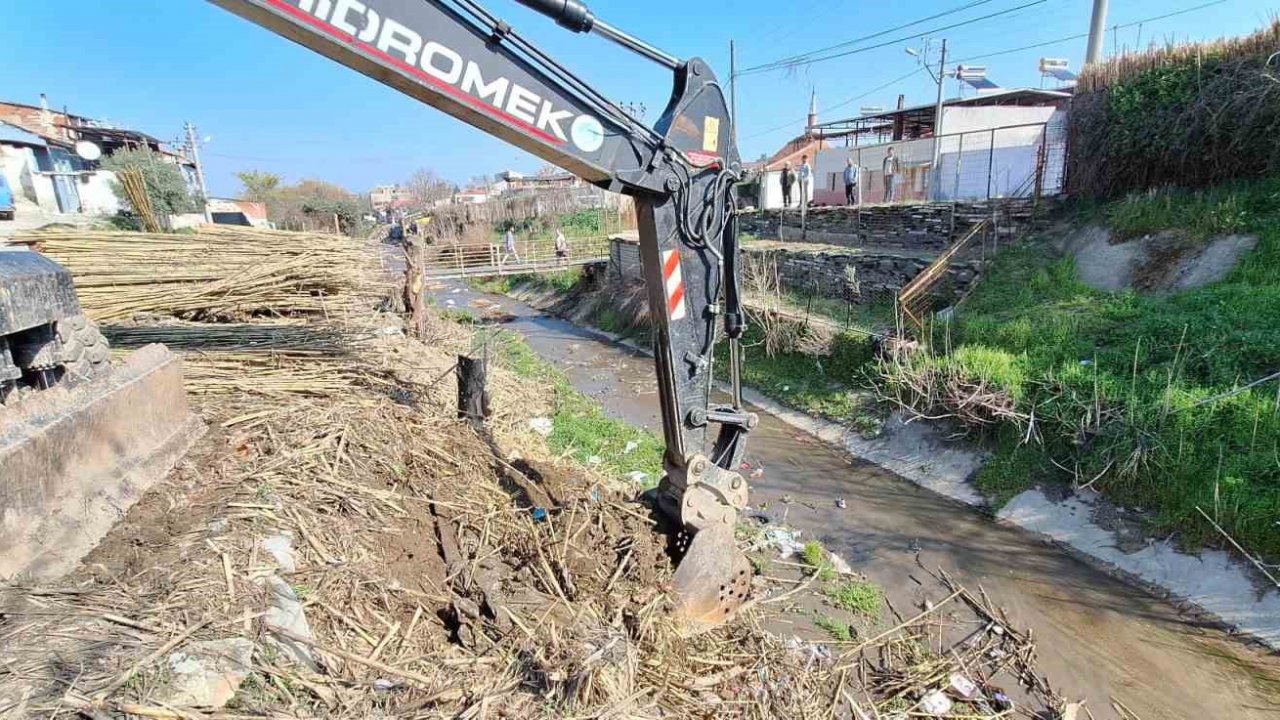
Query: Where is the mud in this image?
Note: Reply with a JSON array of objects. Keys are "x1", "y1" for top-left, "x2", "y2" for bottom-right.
[{"x1": 442, "y1": 281, "x2": 1280, "y2": 720}]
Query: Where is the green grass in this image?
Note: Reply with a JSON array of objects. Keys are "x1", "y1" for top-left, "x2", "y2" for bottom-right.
[
  {"x1": 824, "y1": 580, "x2": 884, "y2": 618},
  {"x1": 895, "y1": 179, "x2": 1280, "y2": 560},
  {"x1": 471, "y1": 268, "x2": 585, "y2": 296},
  {"x1": 487, "y1": 329, "x2": 664, "y2": 488},
  {"x1": 813, "y1": 615, "x2": 854, "y2": 641},
  {"x1": 800, "y1": 541, "x2": 836, "y2": 582}
]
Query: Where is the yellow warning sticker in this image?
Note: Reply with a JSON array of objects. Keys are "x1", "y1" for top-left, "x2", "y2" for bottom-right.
[{"x1": 703, "y1": 117, "x2": 720, "y2": 153}]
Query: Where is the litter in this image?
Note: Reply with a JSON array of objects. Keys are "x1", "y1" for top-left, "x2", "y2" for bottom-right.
[
  {"x1": 835, "y1": 498, "x2": 847, "y2": 509},
  {"x1": 623, "y1": 441, "x2": 638, "y2": 454},
  {"x1": 528, "y1": 417, "x2": 554, "y2": 436},
  {"x1": 759, "y1": 527, "x2": 806, "y2": 559},
  {"x1": 948, "y1": 673, "x2": 979, "y2": 700},
  {"x1": 919, "y1": 689, "x2": 953, "y2": 715}
]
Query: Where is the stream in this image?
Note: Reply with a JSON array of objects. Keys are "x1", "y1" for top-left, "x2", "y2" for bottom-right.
[{"x1": 432, "y1": 281, "x2": 1280, "y2": 720}]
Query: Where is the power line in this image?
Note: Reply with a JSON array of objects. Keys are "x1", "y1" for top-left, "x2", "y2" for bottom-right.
[
  {"x1": 742, "y1": 68, "x2": 927, "y2": 141},
  {"x1": 739, "y1": 0, "x2": 1047, "y2": 76},
  {"x1": 949, "y1": 0, "x2": 1229, "y2": 64},
  {"x1": 742, "y1": 0, "x2": 999, "y2": 73}
]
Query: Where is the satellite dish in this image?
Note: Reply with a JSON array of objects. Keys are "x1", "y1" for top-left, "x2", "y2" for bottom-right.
[{"x1": 75, "y1": 141, "x2": 102, "y2": 161}]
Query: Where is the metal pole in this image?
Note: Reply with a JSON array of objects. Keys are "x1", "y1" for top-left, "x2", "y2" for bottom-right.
[
  {"x1": 986, "y1": 128, "x2": 996, "y2": 200},
  {"x1": 185, "y1": 121, "x2": 213, "y2": 224},
  {"x1": 930, "y1": 39, "x2": 948, "y2": 202},
  {"x1": 1085, "y1": 0, "x2": 1109, "y2": 65},
  {"x1": 729, "y1": 40, "x2": 738, "y2": 124}
]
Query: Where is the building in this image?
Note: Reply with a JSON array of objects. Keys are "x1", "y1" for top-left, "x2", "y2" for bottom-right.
[
  {"x1": 207, "y1": 198, "x2": 270, "y2": 228},
  {"x1": 807, "y1": 88, "x2": 1070, "y2": 205},
  {"x1": 454, "y1": 187, "x2": 490, "y2": 205},
  {"x1": 369, "y1": 184, "x2": 413, "y2": 211},
  {"x1": 496, "y1": 170, "x2": 582, "y2": 195},
  {"x1": 0, "y1": 95, "x2": 196, "y2": 216}
]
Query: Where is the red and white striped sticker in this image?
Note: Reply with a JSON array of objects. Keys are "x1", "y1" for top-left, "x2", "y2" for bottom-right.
[{"x1": 662, "y1": 249, "x2": 688, "y2": 321}]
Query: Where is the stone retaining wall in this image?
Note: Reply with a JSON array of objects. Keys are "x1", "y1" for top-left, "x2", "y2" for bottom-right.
[
  {"x1": 738, "y1": 198, "x2": 1051, "y2": 251},
  {"x1": 743, "y1": 245, "x2": 981, "y2": 306}
]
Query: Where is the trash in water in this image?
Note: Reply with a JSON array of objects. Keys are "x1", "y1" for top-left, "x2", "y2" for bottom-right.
[
  {"x1": 828, "y1": 551, "x2": 854, "y2": 576},
  {"x1": 531, "y1": 507, "x2": 548, "y2": 523},
  {"x1": 835, "y1": 498, "x2": 847, "y2": 509},
  {"x1": 759, "y1": 527, "x2": 805, "y2": 559},
  {"x1": 528, "y1": 417, "x2": 554, "y2": 437},
  {"x1": 918, "y1": 690, "x2": 952, "y2": 715},
  {"x1": 750, "y1": 467, "x2": 765, "y2": 479},
  {"x1": 947, "y1": 673, "x2": 979, "y2": 700}
]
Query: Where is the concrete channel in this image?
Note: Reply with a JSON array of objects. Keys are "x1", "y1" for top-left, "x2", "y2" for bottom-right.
[{"x1": 432, "y1": 281, "x2": 1280, "y2": 720}]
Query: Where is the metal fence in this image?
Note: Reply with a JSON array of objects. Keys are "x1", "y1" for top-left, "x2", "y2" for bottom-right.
[
  {"x1": 817, "y1": 119, "x2": 1068, "y2": 206},
  {"x1": 418, "y1": 235, "x2": 611, "y2": 279}
]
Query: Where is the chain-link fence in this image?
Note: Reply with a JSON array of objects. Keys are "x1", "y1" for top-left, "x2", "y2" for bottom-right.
[{"x1": 816, "y1": 119, "x2": 1068, "y2": 206}]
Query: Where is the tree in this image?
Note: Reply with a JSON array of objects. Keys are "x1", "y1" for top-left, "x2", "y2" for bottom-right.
[
  {"x1": 101, "y1": 147, "x2": 199, "y2": 215},
  {"x1": 236, "y1": 170, "x2": 281, "y2": 202},
  {"x1": 403, "y1": 168, "x2": 453, "y2": 207}
]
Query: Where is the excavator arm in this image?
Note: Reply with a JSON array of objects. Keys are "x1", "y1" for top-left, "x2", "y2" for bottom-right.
[{"x1": 209, "y1": 0, "x2": 756, "y2": 628}]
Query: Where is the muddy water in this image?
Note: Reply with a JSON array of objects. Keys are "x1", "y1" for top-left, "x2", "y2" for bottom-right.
[{"x1": 435, "y1": 283, "x2": 1280, "y2": 720}]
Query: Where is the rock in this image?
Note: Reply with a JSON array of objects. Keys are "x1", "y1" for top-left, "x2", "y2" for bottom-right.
[
  {"x1": 261, "y1": 534, "x2": 297, "y2": 574},
  {"x1": 154, "y1": 638, "x2": 255, "y2": 709},
  {"x1": 528, "y1": 417, "x2": 554, "y2": 437},
  {"x1": 262, "y1": 575, "x2": 319, "y2": 671}
]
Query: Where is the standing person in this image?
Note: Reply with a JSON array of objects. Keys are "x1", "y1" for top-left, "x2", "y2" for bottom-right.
[
  {"x1": 882, "y1": 147, "x2": 900, "y2": 203},
  {"x1": 798, "y1": 154, "x2": 813, "y2": 208},
  {"x1": 780, "y1": 163, "x2": 796, "y2": 208},
  {"x1": 502, "y1": 227, "x2": 520, "y2": 267},
  {"x1": 554, "y1": 227, "x2": 569, "y2": 264},
  {"x1": 843, "y1": 158, "x2": 859, "y2": 206}
]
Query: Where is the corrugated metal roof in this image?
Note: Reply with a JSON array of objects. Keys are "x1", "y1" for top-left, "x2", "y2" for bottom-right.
[{"x1": 0, "y1": 121, "x2": 47, "y2": 147}]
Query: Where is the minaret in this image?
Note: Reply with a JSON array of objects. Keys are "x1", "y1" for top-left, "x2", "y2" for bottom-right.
[{"x1": 806, "y1": 88, "x2": 818, "y2": 135}]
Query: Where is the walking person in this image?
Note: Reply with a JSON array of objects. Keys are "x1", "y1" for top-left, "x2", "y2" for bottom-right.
[
  {"x1": 797, "y1": 154, "x2": 813, "y2": 208},
  {"x1": 843, "y1": 158, "x2": 859, "y2": 206},
  {"x1": 502, "y1": 227, "x2": 520, "y2": 267},
  {"x1": 882, "y1": 147, "x2": 900, "y2": 203},
  {"x1": 780, "y1": 163, "x2": 796, "y2": 208},
  {"x1": 554, "y1": 227, "x2": 569, "y2": 265}
]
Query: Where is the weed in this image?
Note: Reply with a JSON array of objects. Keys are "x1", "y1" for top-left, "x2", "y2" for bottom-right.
[
  {"x1": 824, "y1": 580, "x2": 884, "y2": 617},
  {"x1": 903, "y1": 179, "x2": 1280, "y2": 561},
  {"x1": 800, "y1": 541, "x2": 836, "y2": 581},
  {"x1": 813, "y1": 615, "x2": 854, "y2": 641},
  {"x1": 487, "y1": 329, "x2": 664, "y2": 484}
]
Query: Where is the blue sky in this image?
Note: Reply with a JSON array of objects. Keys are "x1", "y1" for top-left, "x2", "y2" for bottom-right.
[{"x1": 2, "y1": 0, "x2": 1272, "y2": 196}]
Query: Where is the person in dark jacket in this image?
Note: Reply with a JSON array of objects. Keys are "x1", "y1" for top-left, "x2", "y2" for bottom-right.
[{"x1": 780, "y1": 163, "x2": 796, "y2": 208}]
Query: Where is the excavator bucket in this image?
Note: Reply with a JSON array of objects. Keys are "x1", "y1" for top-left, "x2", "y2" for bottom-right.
[
  {"x1": 0, "y1": 345, "x2": 203, "y2": 580},
  {"x1": 669, "y1": 525, "x2": 754, "y2": 633}
]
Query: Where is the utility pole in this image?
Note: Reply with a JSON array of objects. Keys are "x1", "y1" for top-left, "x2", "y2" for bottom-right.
[
  {"x1": 185, "y1": 121, "x2": 212, "y2": 224},
  {"x1": 1085, "y1": 0, "x2": 1110, "y2": 65},
  {"x1": 930, "y1": 39, "x2": 948, "y2": 201},
  {"x1": 729, "y1": 40, "x2": 737, "y2": 124}
]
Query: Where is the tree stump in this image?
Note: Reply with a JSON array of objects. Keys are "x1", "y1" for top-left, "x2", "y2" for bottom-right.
[{"x1": 456, "y1": 355, "x2": 490, "y2": 429}]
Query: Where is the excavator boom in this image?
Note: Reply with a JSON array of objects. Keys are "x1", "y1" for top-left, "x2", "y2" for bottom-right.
[{"x1": 209, "y1": 0, "x2": 756, "y2": 629}]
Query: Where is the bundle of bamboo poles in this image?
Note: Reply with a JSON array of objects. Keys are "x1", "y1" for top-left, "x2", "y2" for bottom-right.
[
  {"x1": 116, "y1": 168, "x2": 161, "y2": 232},
  {"x1": 11, "y1": 225, "x2": 387, "y2": 322}
]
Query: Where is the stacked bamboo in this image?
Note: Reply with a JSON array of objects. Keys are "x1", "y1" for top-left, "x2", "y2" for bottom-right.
[
  {"x1": 12, "y1": 225, "x2": 387, "y2": 322},
  {"x1": 116, "y1": 168, "x2": 161, "y2": 232}
]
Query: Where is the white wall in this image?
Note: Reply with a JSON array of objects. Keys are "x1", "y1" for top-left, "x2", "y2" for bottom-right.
[
  {"x1": 939, "y1": 105, "x2": 1058, "y2": 135},
  {"x1": 76, "y1": 170, "x2": 121, "y2": 214},
  {"x1": 757, "y1": 169, "x2": 814, "y2": 210}
]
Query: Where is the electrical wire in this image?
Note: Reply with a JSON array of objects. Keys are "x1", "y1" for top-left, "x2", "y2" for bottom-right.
[
  {"x1": 949, "y1": 0, "x2": 1230, "y2": 65},
  {"x1": 742, "y1": 0, "x2": 1001, "y2": 72},
  {"x1": 738, "y1": 0, "x2": 1048, "y2": 77}
]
